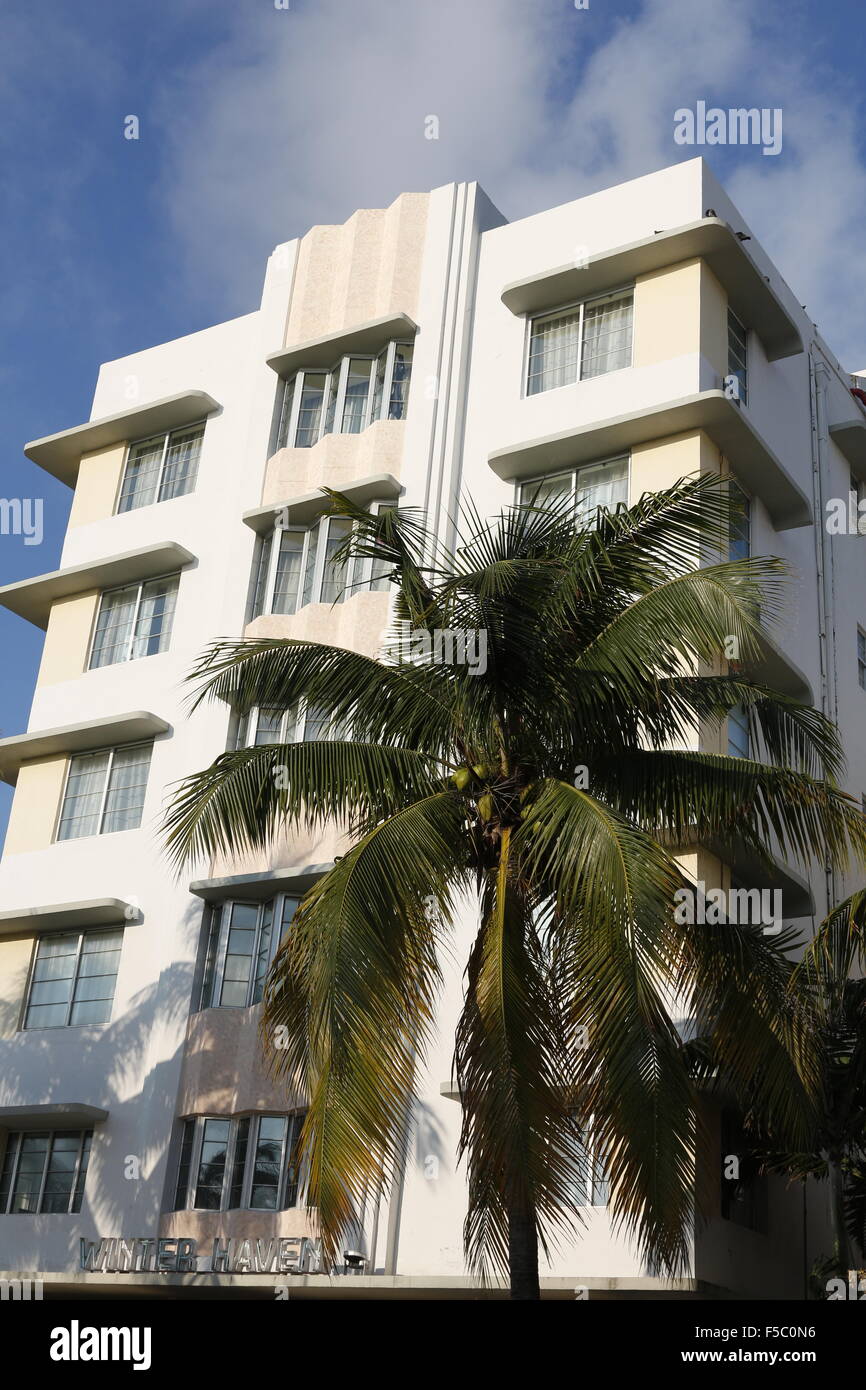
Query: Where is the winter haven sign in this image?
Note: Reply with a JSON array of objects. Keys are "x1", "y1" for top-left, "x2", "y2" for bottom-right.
[{"x1": 79, "y1": 1236, "x2": 322, "y2": 1274}]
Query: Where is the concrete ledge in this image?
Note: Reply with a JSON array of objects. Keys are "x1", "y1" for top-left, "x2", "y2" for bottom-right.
[
  {"x1": 0, "y1": 1104, "x2": 108, "y2": 1129},
  {"x1": 501, "y1": 218, "x2": 803, "y2": 362},
  {"x1": 266, "y1": 314, "x2": 418, "y2": 378},
  {"x1": 243, "y1": 473, "x2": 403, "y2": 533},
  {"x1": 24, "y1": 391, "x2": 221, "y2": 487},
  {"x1": 0, "y1": 712, "x2": 170, "y2": 786},
  {"x1": 830, "y1": 417, "x2": 866, "y2": 480},
  {"x1": 0, "y1": 542, "x2": 195, "y2": 630},
  {"x1": 490, "y1": 390, "x2": 813, "y2": 531},
  {"x1": 0, "y1": 898, "x2": 136, "y2": 938},
  {"x1": 189, "y1": 863, "x2": 332, "y2": 903}
]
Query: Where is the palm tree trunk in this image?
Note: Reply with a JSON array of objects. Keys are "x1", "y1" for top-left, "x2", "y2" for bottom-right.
[
  {"x1": 829, "y1": 1160, "x2": 852, "y2": 1275},
  {"x1": 508, "y1": 1201, "x2": 541, "y2": 1300}
]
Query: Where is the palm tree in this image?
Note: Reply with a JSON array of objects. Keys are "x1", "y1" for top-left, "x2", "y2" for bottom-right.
[
  {"x1": 753, "y1": 889, "x2": 866, "y2": 1285},
  {"x1": 165, "y1": 476, "x2": 866, "y2": 1299}
]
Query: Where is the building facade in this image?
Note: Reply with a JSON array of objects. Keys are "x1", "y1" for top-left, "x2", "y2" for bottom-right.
[{"x1": 1, "y1": 158, "x2": 864, "y2": 1299}]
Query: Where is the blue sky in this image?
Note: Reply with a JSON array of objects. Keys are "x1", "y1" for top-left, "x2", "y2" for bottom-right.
[{"x1": 2, "y1": 0, "x2": 866, "y2": 842}]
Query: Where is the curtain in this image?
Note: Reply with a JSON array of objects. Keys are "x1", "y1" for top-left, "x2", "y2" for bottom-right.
[
  {"x1": 118, "y1": 437, "x2": 164, "y2": 512},
  {"x1": 131, "y1": 575, "x2": 179, "y2": 658},
  {"x1": 581, "y1": 293, "x2": 633, "y2": 378},
  {"x1": 90, "y1": 585, "x2": 138, "y2": 667},
  {"x1": 57, "y1": 751, "x2": 111, "y2": 839},
  {"x1": 101, "y1": 744, "x2": 152, "y2": 832},
  {"x1": 527, "y1": 310, "x2": 581, "y2": 394},
  {"x1": 158, "y1": 425, "x2": 203, "y2": 501}
]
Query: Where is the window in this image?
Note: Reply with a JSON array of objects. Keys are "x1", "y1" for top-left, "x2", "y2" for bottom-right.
[
  {"x1": 88, "y1": 574, "x2": 180, "y2": 669},
  {"x1": 117, "y1": 425, "x2": 204, "y2": 513},
  {"x1": 728, "y1": 483, "x2": 751, "y2": 562},
  {"x1": 24, "y1": 929, "x2": 122, "y2": 1029},
  {"x1": 173, "y1": 1113, "x2": 306, "y2": 1211},
  {"x1": 728, "y1": 703, "x2": 750, "y2": 759},
  {"x1": 0, "y1": 1130, "x2": 92, "y2": 1214},
  {"x1": 249, "y1": 504, "x2": 392, "y2": 620},
  {"x1": 518, "y1": 455, "x2": 629, "y2": 520},
  {"x1": 56, "y1": 742, "x2": 153, "y2": 841},
  {"x1": 276, "y1": 341, "x2": 414, "y2": 450},
  {"x1": 563, "y1": 1118, "x2": 609, "y2": 1209},
  {"x1": 859, "y1": 628, "x2": 866, "y2": 691},
  {"x1": 727, "y1": 308, "x2": 748, "y2": 406},
  {"x1": 234, "y1": 703, "x2": 344, "y2": 749},
  {"x1": 720, "y1": 1108, "x2": 766, "y2": 1232},
  {"x1": 199, "y1": 894, "x2": 300, "y2": 1009},
  {"x1": 526, "y1": 289, "x2": 633, "y2": 396}
]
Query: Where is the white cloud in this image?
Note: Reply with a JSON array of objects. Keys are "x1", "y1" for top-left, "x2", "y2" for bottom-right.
[{"x1": 155, "y1": 0, "x2": 866, "y2": 366}]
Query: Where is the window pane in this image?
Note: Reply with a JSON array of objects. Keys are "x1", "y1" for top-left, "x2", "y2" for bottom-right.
[
  {"x1": 371, "y1": 348, "x2": 388, "y2": 421},
  {"x1": 89, "y1": 585, "x2": 138, "y2": 668},
  {"x1": 252, "y1": 708, "x2": 285, "y2": 746},
  {"x1": 41, "y1": 1133, "x2": 82, "y2": 1213},
  {"x1": 284, "y1": 1112, "x2": 306, "y2": 1207},
  {"x1": 57, "y1": 752, "x2": 110, "y2": 841},
  {"x1": 174, "y1": 1119, "x2": 195, "y2": 1210},
  {"x1": 10, "y1": 1134, "x2": 49, "y2": 1212},
  {"x1": 0, "y1": 1134, "x2": 20, "y2": 1212},
  {"x1": 272, "y1": 532, "x2": 305, "y2": 615},
  {"x1": 131, "y1": 575, "x2": 179, "y2": 658},
  {"x1": 341, "y1": 359, "x2": 371, "y2": 434},
  {"x1": 574, "y1": 457, "x2": 628, "y2": 519},
  {"x1": 518, "y1": 472, "x2": 573, "y2": 508},
  {"x1": 194, "y1": 1119, "x2": 230, "y2": 1209},
  {"x1": 228, "y1": 1117, "x2": 250, "y2": 1208},
  {"x1": 101, "y1": 744, "x2": 152, "y2": 833},
  {"x1": 581, "y1": 292, "x2": 633, "y2": 379},
  {"x1": 728, "y1": 485, "x2": 751, "y2": 562},
  {"x1": 25, "y1": 934, "x2": 78, "y2": 1028},
  {"x1": 70, "y1": 930, "x2": 122, "y2": 1026},
  {"x1": 200, "y1": 907, "x2": 222, "y2": 1009},
  {"x1": 249, "y1": 1117, "x2": 287, "y2": 1209},
  {"x1": 250, "y1": 532, "x2": 274, "y2": 619},
  {"x1": 300, "y1": 527, "x2": 318, "y2": 608},
  {"x1": 319, "y1": 518, "x2": 352, "y2": 605},
  {"x1": 294, "y1": 373, "x2": 327, "y2": 447},
  {"x1": 118, "y1": 437, "x2": 164, "y2": 513},
  {"x1": 158, "y1": 426, "x2": 203, "y2": 501},
  {"x1": 251, "y1": 902, "x2": 274, "y2": 1005},
  {"x1": 388, "y1": 344, "x2": 413, "y2": 420},
  {"x1": 71, "y1": 1132, "x2": 92, "y2": 1212},
  {"x1": 727, "y1": 308, "x2": 748, "y2": 406},
  {"x1": 728, "y1": 703, "x2": 750, "y2": 758},
  {"x1": 219, "y1": 903, "x2": 259, "y2": 1007},
  {"x1": 527, "y1": 310, "x2": 581, "y2": 395},
  {"x1": 276, "y1": 377, "x2": 295, "y2": 450}
]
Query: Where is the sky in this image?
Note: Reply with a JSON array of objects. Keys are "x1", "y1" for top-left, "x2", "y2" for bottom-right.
[{"x1": 1, "y1": 0, "x2": 866, "y2": 842}]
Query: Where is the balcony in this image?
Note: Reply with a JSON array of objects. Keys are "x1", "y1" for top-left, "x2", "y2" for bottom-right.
[
  {"x1": 24, "y1": 390, "x2": 220, "y2": 487},
  {"x1": 489, "y1": 389, "x2": 813, "y2": 531},
  {"x1": 0, "y1": 541, "x2": 195, "y2": 629},
  {"x1": 0, "y1": 711, "x2": 169, "y2": 786},
  {"x1": 500, "y1": 218, "x2": 803, "y2": 362}
]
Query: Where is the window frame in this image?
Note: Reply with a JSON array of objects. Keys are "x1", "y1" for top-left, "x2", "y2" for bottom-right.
[
  {"x1": 524, "y1": 285, "x2": 634, "y2": 398},
  {"x1": 54, "y1": 740, "x2": 153, "y2": 843},
  {"x1": 87, "y1": 570, "x2": 181, "y2": 670},
  {"x1": 115, "y1": 421, "x2": 206, "y2": 515},
  {"x1": 858, "y1": 627, "x2": 866, "y2": 691},
  {"x1": 516, "y1": 452, "x2": 631, "y2": 514},
  {"x1": 199, "y1": 893, "x2": 301, "y2": 1011},
  {"x1": 173, "y1": 1112, "x2": 306, "y2": 1212},
  {"x1": 22, "y1": 927, "x2": 123, "y2": 1031},
  {"x1": 0, "y1": 1128, "x2": 93, "y2": 1215},
  {"x1": 727, "y1": 307, "x2": 748, "y2": 407}
]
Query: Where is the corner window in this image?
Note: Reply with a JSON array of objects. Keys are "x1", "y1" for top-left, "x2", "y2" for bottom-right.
[
  {"x1": 234, "y1": 703, "x2": 344, "y2": 749},
  {"x1": 88, "y1": 574, "x2": 180, "y2": 669},
  {"x1": 56, "y1": 742, "x2": 153, "y2": 841},
  {"x1": 0, "y1": 1130, "x2": 92, "y2": 1214},
  {"x1": 276, "y1": 341, "x2": 414, "y2": 450},
  {"x1": 518, "y1": 455, "x2": 628, "y2": 519},
  {"x1": 727, "y1": 308, "x2": 748, "y2": 406},
  {"x1": 24, "y1": 929, "x2": 122, "y2": 1029},
  {"x1": 728, "y1": 482, "x2": 751, "y2": 562},
  {"x1": 117, "y1": 424, "x2": 204, "y2": 513},
  {"x1": 249, "y1": 504, "x2": 392, "y2": 620},
  {"x1": 199, "y1": 894, "x2": 300, "y2": 1010},
  {"x1": 173, "y1": 1113, "x2": 306, "y2": 1212},
  {"x1": 526, "y1": 289, "x2": 633, "y2": 396}
]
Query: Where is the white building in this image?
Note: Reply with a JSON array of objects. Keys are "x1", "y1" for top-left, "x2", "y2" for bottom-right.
[{"x1": 0, "y1": 158, "x2": 864, "y2": 1299}]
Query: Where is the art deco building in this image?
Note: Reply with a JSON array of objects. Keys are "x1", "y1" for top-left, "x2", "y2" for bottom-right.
[{"x1": 1, "y1": 158, "x2": 864, "y2": 1298}]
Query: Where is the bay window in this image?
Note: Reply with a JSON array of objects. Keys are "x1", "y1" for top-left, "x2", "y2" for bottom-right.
[
  {"x1": 174, "y1": 1112, "x2": 306, "y2": 1212},
  {"x1": 199, "y1": 894, "x2": 300, "y2": 1009},
  {"x1": 276, "y1": 340, "x2": 414, "y2": 449},
  {"x1": 249, "y1": 504, "x2": 392, "y2": 620},
  {"x1": 526, "y1": 289, "x2": 633, "y2": 396},
  {"x1": 234, "y1": 703, "x2": 344, "y2": 749}
]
